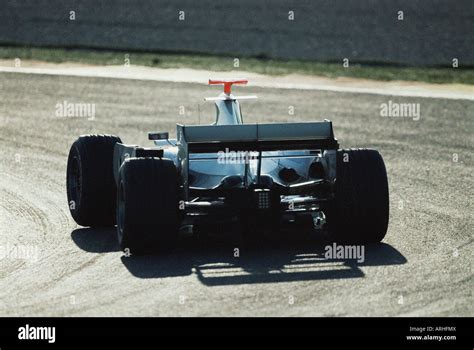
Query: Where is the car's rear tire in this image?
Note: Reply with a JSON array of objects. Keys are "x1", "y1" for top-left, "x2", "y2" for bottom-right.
[
  {"x1": 66, "y1": 134, "x2": 122, "y2": 227},
  {"x1": 326, "y1": 148, "x2": 389, "y2": 243},
  {"x1": 117, "y1": 157, "x2": 180, "y2": 254}
]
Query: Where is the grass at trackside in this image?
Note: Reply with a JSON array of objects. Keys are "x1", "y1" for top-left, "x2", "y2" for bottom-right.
[{"x1": 0, "y1": 46, "x2": 473, "y2": 85}]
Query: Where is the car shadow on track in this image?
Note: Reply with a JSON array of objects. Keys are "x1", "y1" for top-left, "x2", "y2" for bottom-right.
[
  {"x1": 71, "y1": 227, "x2": 121, "y2": 253},
  {"x1": 71, "y1": 228, "x2": 407, "y2": 286}
]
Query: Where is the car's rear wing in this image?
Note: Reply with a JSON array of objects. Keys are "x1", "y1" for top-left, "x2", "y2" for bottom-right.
[
  {"x1": 177, "y1": 121, "x2": 338, "y2": 199},
  {"x1": 177, "y1": 121, "x2": 338, "y2": 153}
]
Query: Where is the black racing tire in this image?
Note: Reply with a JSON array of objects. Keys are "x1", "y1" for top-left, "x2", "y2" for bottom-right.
[
  {"x1": 117, "y1": 157, "x2": 180, "y2": 254},
  {"x1": 326, "y1": 148, "x2": 389, "y2": 243},
  {"x1": 66, "y1": 134, "x2": 122, "y2": 227}
]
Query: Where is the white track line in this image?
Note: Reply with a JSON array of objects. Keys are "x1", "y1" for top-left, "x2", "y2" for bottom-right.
[{"x1": 1, "y1": 65, "x2": 472, "y2": 101}]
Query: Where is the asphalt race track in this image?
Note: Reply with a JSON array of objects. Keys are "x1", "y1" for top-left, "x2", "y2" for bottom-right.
[{"x1": 0, "y1": 72, "x2": 472, "y2": 316}]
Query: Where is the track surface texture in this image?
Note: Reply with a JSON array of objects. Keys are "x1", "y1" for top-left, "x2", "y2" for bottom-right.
[{"x1": 0, "y1": 72, "x2": 472, "y2": 316}]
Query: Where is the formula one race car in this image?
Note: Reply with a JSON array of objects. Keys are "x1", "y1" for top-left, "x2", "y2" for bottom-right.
[{"x1": 66, "y1": 79, "x2": 389, "y2": 254}]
